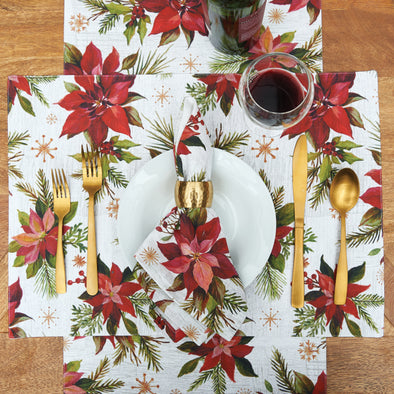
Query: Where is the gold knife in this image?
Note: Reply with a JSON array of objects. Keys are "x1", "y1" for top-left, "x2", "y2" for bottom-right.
[{"x1": 291, "y1": 135, "x2": 308, "y2": 308}]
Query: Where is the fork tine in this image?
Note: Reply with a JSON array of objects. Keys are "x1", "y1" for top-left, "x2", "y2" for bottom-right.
[
  {"x1": 55, "y1": 169, "x2": 63, "y2": 198},
  {"x1": 62, "y1": 169, "x2": 69, "y2": 198}
]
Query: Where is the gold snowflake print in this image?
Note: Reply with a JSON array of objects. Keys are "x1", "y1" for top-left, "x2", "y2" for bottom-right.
[
  {"x1": 329, "y1": 207, "x2": 348, "y2": 220},
  {"x1": 106, "y1": 198, "x2": 120, "y2": 219},
  {"x1": 170, "y1": 390, "x2": 182, "y2": 394},
  {"x1": 46, "y1": 113, "x2": 58, "y2": 125},
  {"x1": 298, "y1": 339, "x2": 320, "y2": 361},
  {"x1": 268, "y1": 8, "x2": 285, "y2": 24},
  {"x1": 183, "y1": 325, "x2": 200, "y2": 342},
  {"x1": 259, "y1": 307, "x2": 281, "y2": 331},
  {"x1": 376, "y1": 266, "x2": 384, "y2": 285},
  {"x1": 152, "y1": 85, "x2": 172, "y2": 107},
  {"x1": 31, "y1": 135, "x2": 57, "y2": 162},
  {"x1": 69, "y1": 13, "x2": 89, "y2": 33},
  {"x1": 237, "y1": 389, "x2": 253, "y2": 394},
  {"x1": 39, "y1": 306, "x2": 59, "y2": 329},
  {"x1": 73, "y1": 255, "x2": 86, "y2": 268},
  {"x1": 131, "y1": 373, "x2": 159, "y2": 394},
  {"x1": 180, "y1": 54, "x2": 201, "y2": 72},
  {"x1": 252, "y1": 136, "x2": 278, "y2": 162},
  {"x1": 303, "y1": 257, "x2": 310, "y2": 268},
  {"x1": 140, "y1": 247, "x2": 160, "y2": 265},
  {"x1": 63, "y1": 337, "x2": 73, "y2": 351}
]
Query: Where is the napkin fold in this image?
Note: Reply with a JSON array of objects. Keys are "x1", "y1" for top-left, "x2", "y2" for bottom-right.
[{"x1": 135, "y1": 97, "x2": 247, "y2": 345}]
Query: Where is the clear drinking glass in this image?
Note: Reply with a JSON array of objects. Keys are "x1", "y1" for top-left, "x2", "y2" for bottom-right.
[{"x1": 239, "y1": 52, "x2": 314, "y2": 131}]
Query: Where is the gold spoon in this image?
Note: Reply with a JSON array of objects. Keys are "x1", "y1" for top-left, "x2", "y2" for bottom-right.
[{"x1": 329, "y1": 168, "x2": 360, "y2": 305}]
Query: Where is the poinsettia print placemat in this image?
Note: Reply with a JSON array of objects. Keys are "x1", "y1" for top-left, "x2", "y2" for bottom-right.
[
  {"x1": 63, "y1": 335, "x2": 326, "y2": 393},
  {"x1": 64, "y1": 0, "x2": 322, "y2": 75},
  {"x1": 8, "y1": 71, "x2": 383, "y2": 340}
]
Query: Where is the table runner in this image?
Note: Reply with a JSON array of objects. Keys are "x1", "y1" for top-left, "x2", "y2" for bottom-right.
[
  {"x1": 64, "y1": 0, "x2": 322, "y2": 75},
  {"x1": 8, "y1": 71, "x2": 384, "y2": 342}
]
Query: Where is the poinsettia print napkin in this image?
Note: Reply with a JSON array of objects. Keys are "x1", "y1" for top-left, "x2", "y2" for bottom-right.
[{"x1": 135, "y1": 97, "x2": 247, "y2": 345}]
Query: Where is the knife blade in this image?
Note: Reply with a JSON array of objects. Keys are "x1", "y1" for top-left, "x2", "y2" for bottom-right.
[{"x1": 291, "y1": 135, "x2": 308, "y2": 308}]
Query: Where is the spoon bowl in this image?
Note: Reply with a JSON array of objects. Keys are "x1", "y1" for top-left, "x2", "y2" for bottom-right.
[{"x1": 329, "y1": 168, "x2": 360, "y2": 305}]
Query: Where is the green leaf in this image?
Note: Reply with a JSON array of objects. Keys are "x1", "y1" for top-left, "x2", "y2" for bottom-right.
[
  {"x1": 209, "y1": 277, "x2": 225, "y2": 305},
  {"x1": 126, "y1": 106, "x2": 143, "y2": 128},
  {"x1": 238, "y1": 336, "x2": 254, "y2": 345},
  {"x1": 66, "y1": 360, "x2": 81, "y2": 372},
  {"x1": 305, "y1": 290, "x2": 324, "y2": 302},
  {"x1": 265, "y1": 379, "x2": 273, "y2": 392},
  {"x1": 121, "y1": 51, "x2": 139, "y2": 71},
  {"x1": 123, "y1": 316, "x2": 139, "y2": 335},
  {"x1": 276, "y1": 203, "x2": 295, "y2": 227},
  {"x1": 307, "y1": 2, "x2": 320, "y2": 24},
  {"x1": 220, "y1": 94, "x2": 232, "y2": 116},
  {"x1": 35, "y1": 199, "x2": 48, "y2": 218},
  {"x1": 122, "y1": 267, "x2": 134, "y2": 282},
  {"x1": 75, "y1": 378, "x2": 95, "y2": 390},
  {"x1": 269, "y1": 254, "x2": 285, "y2": 273},
  {"x1": 106, "y1": 317, "x2": 117, "y2": 335},
  {"x1": 368, "y1": 248, "x2": 381, "y2": 256},
  {"x1": 291, "y1": 47, "x2": 308, "y2": 58},
  {"x1": 320, "y1": 255, "x2": 334, "y2": 279},
  {"x1": 123, "y1": 23, "x2": 137, "y2": 45},
  {"x1": 46, "y1": 252, "x2": 56, "y2": 269},
  {"x1": 307, "y1": 151, "x2": 321, "y2": 161},
  {"x1": 177, "y1": 341, "x2": 199, "y2": 353},
  {"x1": 9, "y1": 240, "x2": 22, "y2": 253},
  {"x1": 26, "y1": 259, "x2": 42, "y2": 278},
  {"x1": 97, "y1": 255, "x2": 111, "y2": 277},
  {"x1": 345, "y1": 316, "x2": 362, "y2": 337},
  {"x1": 346, "y1": 107, "x2": 365, "y2": 129},
  {"x1": 348, "y1": 261, "x2": 365, "y2": 283},
  {"x1": 13, "y1": 256, "x2": 25, "y2": 267},
  {"x1": 124, "y1": 92, "x2": 145, "y2": 104},
  {"x1": 341, "y1": 151, "x2": 363, "y2": 164},
  {"x1": 281, "y1": 31, "x2": 295, "y2": 43},
  {"x1": 294, "y1": 371, "x2": 315, "y2": 394},
  {"x1": 335, "y1": 140, "x2": 362, "y2": 150},
  {"x1": 17, "y1": 93, "x2": 35, "y2": 116},
  {"x1": 119, "y1": 150, "x2": 140, "y2": 163},
  {"x1": 137, "y1": 18, "x2": 148, "y2": 43},
  {"x1": 234, "y1": 356, "x2": 258, "y2": 377},
  {"x1": 319, "y1": 155, "x2": 331, "y2": 182},
  {"x1": 181, "y1": 25, "x2": 194, "y2": 48},
  {"x1": 106, "y1": 3, "x2": 130, "y2": 14},
  {"x1": 183, "y1": 135, "x2": 206, "y2": 149},
  {"x1": 360, "y1": 207, "x2": 381, "y2": 227},
  {"x1": 11, "y1": 313, "x2": 32, "y2": 325},
  {"x1": 159, "y1": 28, "x2": 180, "y2": 46},
  {"x1": 64, "y1": 81, "x2": 80, "y2": 93},
  {"x1": 63, "y1": 201, "x2": 78, "y2": 224},
  {"x1": 64, "y1": 43, "x2": 82, "y2": 65},
  {"x1": 344, "y1": 92, "x2": 365, "y2": 106},
  {"x1": 329, "y1": 319, "x2": 340, "y2": 337},
  {"x1": 18, "y1": 210, "x2": 30, "y2": 226},
  {"x1": 178, "y1": 358, "x2": 200, "y2": 377},
  {"x1": 113, "y1": 139, "x2": 139, "y2": 149}
]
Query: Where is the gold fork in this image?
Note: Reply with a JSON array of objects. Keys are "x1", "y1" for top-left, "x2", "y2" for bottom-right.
[
  {"x1": 81, "y1": 145, "x2": 102, "y2": 295},
  {"x1": 51, "y1": 169, "x2": 70, "y2": 294}
]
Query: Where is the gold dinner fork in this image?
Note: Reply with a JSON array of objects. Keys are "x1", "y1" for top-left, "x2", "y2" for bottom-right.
[
  {"x1": 51, "y1": 169, "x2": 70, "y2": 294},
  {"x1": 81, "y1": 145, "x2": 102, "y2": 295}
]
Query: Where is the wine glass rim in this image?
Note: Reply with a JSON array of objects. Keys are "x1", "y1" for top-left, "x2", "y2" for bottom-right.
[{"x1": 240, "y1": 52, "x2": 314, "y2": 118}]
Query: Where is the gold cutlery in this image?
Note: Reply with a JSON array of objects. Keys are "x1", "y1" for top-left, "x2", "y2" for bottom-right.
[
  {"x1": 291, "y1": 135, "x2": 308, "y2": 308},
  {"x1": 81, "y1": 145, "x2": 102, "y2": 296},
  {"x1": 329, "y1": 168, "x2": 360, "y2": 305},
  {"x1": 51, "y1": 169, "x2": 70, "y2": 294}
]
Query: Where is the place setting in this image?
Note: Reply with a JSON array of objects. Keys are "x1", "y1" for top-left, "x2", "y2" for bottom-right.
[{"x1": 7, "y1": 1, "x2": 385, "y2": 393}]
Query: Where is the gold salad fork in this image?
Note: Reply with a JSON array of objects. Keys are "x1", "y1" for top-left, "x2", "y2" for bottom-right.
[
  {"x1": 81, "y1": 145, "x2": 102, "y2": 295},
  {"x1": 51, "y1": 169, "x2": 70, "y2": 294}
]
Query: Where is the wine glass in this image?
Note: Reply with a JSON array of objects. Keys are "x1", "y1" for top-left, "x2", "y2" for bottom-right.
[{"x1": 239, "y1": 52, "x2": 314, "y2": 132}]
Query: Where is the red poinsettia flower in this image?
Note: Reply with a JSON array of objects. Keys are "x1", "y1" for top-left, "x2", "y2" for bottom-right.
[
  {"x1": 158, "y1": 213, "x2": 237, "y2": 296},
  {"x1": 271, "y1": 225, "x2": 293, "y2": 257},
  {"x1": 12, "y1": 209, "x2": 67, "y2": 265},
  {"x1": 189, "y1": 334, "x2": 253, "y2": 382},
  {"x1": 282, "y1": 73, "x2": 356, "y2": 149},
  {"x1": 313, "y1": 371, "x2": 327, "y2": 394},
  {"x1": 360, "y1": 169, "x2": 382, "y2": 209},
  {"x1": 198, "y1": 74, "x2": 241, "y2": 105},
  {"x1": 8, "y1": 76, "x2": 31, "y2": 105},
  {"x1": 307, "y1": 270, "x2": 369, "y2": 328},
  {"x1": 63, "y1": 364, "x2": 85, "y2": 394},
  {"x1": 85, "y1": 263, "x2": 142, "y2": 327},
  {"x1": 142, "y1": 0, "x2": 207, "y2": 39},
  {"x1": 248, "y1": 27, "x2": 297, "y2": 60}
]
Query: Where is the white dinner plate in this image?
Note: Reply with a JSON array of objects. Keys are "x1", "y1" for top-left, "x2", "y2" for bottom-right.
[{"x1": 117, "y1": 149, "x2": 276, "y2": 287}]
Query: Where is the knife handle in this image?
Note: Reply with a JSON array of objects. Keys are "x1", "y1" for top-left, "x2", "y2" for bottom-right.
[{"x1": 291, "y1": 225, "x2": 304, "y2": 308}]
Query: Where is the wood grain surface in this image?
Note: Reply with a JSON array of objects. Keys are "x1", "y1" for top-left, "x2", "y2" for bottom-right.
[{"x1": 0, "y1": 1, "x2": 393, "y2": 392}]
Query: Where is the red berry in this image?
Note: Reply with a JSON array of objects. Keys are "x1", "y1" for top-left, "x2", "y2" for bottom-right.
[
  {"x1": 304, "y1": 272, "x2": 308, "y2": 277},
  {"x1": 68, "y1": 280, "x2": 73, "y2": 285},
  {"x1": 79, "y1": 270, "x2": 84, "y2": 276},
  {"x1": 76, "y1": 278, "x2": 81, "y2": 284},
  {"x1": 311, "y1": 273, "x2": 317, "y2": 280},
  {"x1": 308, "y1": 284, "x2": 314, "y2": 289}
]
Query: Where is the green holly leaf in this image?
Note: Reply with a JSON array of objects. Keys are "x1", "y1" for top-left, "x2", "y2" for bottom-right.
[
  {"x1": 126, "y1": 106, "x2": 143, "y2": 128},
  {"x1": 97, "y1": 254, "x2": 111, "y2": 277},
  {"x1": 119, "y1": 150, "x2": 140, "y2": 163},
  {"x1": 178, "y1": 358, "x2": 200, "y2": 377},
  {"x1": 335, "y1": 140, "x2": 362, "y2": 150},
  {"x1": 63, "y1": 201, "x2": 78, "y2": 224},
  {"x1": 35, "y1": 199, "x2": 48, "y2": 218},
  {"x1": 123, "y1": 316, "x2": 139, "y2": 335},
  {"x1": 106, "y1": 3, "x2": 130, "y2": 14},
  {"x1": 319, "y1": 155, "x2": 331, "y2": 182},
  {"x1": 234, "y1": 356, "x2": 258, "y2": 377},
  {"x1": 9, "y1": 240, "x2": 22, "y2": 253},
  {"x1": 305, "y1": 290, "x2": 324, "y2": 302},
  {"x1": 276, "y1": 203, "x2": 294, "y2": 227},
  {"x1": 26, "y1": 259, "x2": 42, "y2": 278},
  {"x1": 183, "y1": 136, "x2": 206, "y2": 150},
  {"x1": 12, "y1": 256, "x2": 25, "y2": 267},
  {"x1": 220, "y1": 94, "x2": 232, "y2": 116},
  {"x1": 17, "y1": 93, "x2": 35, "y2": 117},
  {"x1": 320, "y1": 255, "x2": 334, "y2": 279},
  {"x1": 329, "y1": 319, "x2": 340, "y2": 337},
  {"x1": 137, "y1": 18, "x2": 148, "y2": 43},
  {"x1": 67, "y1": 360, "x2": 81, "y2": 372},
  {"x1": 348, "y1": 261, "x2": 366, "y2": 283},
  {"x1": 113, "y1": 139, "x2": 139, "y2": 149},
  {"x1": 76, "y1": 378, "x2": 96, "y2": 390},
  {"x1": 280, "y1": 31, "x2": 295, "y2": 43},
  {"x1": 124, "y1": 23, "x2": 137, "y2": 45},
  {"x1": 269, "y1": 254, "x2": 285, "y2": 273},
  {"x1": 177, "y1": 341, "x2": 199, "y2": 353},
  {"x1": 340, "y1": 151, "x2": 363, "y2": 164},
  {"x1": 265, "y1": 380, "x2": 273, "y2": 392}
]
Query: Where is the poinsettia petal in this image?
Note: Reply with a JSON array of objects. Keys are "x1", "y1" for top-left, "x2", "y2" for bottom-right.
[
  {"x1": 162, "y1": 256, "x2": 191, "y2": 273},
  {"x1": 74, "y1": 75, "x2": 96, "y2": 93},
  {"x1": 13, "y1": 232, "x2": 40, "y2": 247},
  {"x1": 326, "y1": 82, "x2": 352, "y2": 106},
  {"x1": 60, "y1": 108, "x2": 91, "y2": 137},
  {"x1": 289, "y1": 0, "x2": 309, "y2": 11},
  {"x1": 102, "y1": 301, "x2": 115, "y2": 324},
  {"x1": 309, "y1": 117, "x2": 330, "y2": 148},
  {"x1": 183, "y1": 268, "x2": 199, "y2": 299},
  {"x1": 45, "y1": 236, "x2": 58, "y2": 256},
  {"x1": 221, "y1": 352, "x2": 236, "y2": 382},
  {"x1": 80, "y1": 42, "x2": 103, "y2": 74},
  {"x1": 193, "y1": 260, "x2": 213, "y2": 292},
  {"x1": 281, "y1": 115, "x2": 312, "y2": 137},
  {"x1": 196, "y1": 217, "x2": 221, "y2": 245},
  {"x1": 64, "y1": 370, "x2": 84, "y2": 387},
  {"x1": 323, "y1": 106, "x2": 353, "y2": 136},
  {"x1": 179, "y1": 214, "x2": 196, "y2": 242},
  {"x1": 102, "y1": 106, "x2": 131, "y2": 136},
  {"x1": 157, "y1": 242, "x2": 182, "y2": 260},
  {"x1": 347, "y1": 283, "x2": 370, "y2": 298},
  {"x1": 64, "y1": 63, "x2": 83, "y2": 75},
  {"x1": 312, "y1": 371, "x2": 327, "y2": 394},
  {"x1": 271, "y1": 239, "x2": 281, "y2": 257},
  {"x1": 150, "y1": 7, "x2": 181, "y2": 35},
  {"x1": 42, "y1": 209, "x2": 55, "y2": 232},
  {"x1": 109, "y1": 263, "x2": 123, "y2": 286},
  {"x1": 106, "y1": 81, "x2": 132, "y2": 105},
  {"x1": 181, "y1": 9, "x2": 206, "y2": 34},
  {"x1": 12, "y1": 76, "x2": 31, "y2": 95},
  {"x1": 86, "y1": 293, "x2": 106, "y2": 308},
  {"x1": 140, "y1": 0, "x2": 168, "y2": 12},
  {"x1": 210, "y1": 238, "x2": 229, "y2": 254},
  {"x1": 365, "y1": 169, "x2": 382, "y2": 185},
  {"x1": 8, "y1": 278, "x2": 22, "y2": 306},
  {"x1": 324, "y1": 303, "x2": 338, "y2": 325},
  {"x1": 118, "y1": 282, "x2": 142, "y2": 297},
  {"x1": 341, "y1": 298, "x2": 359, "y2": 319},
  {"x1": 103, "y1": 47, "x2": 120, "y2": 74},
  {"x1": 118, "y1": 296, "x2": 136, "y2": 317},
  {"x1": 199, "y1": 351, "x2": 221, "y2": 372},
  {"x1": 276, "y1": 226, "x2": 293, "y2": 239},
  {"x1": 199, "y1": 253, "x2": 219, "y2": 268},
  {"x1": 230, "y1": 343, "x2": 253, "y2": 358},
  {"x1": 57, "y1": 90, "x2": 92, "y2": 110},
  {"x1": 360, "y1": 187, "x2": 382, "y2": 209},
  {"x1": 212, "y1": 254, "x2": 238, "y2": 278}
]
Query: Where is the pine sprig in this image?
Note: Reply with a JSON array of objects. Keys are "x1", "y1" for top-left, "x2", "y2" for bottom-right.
[
  {"x1": 14, "y1": 181, "x2": 38, "y2": 203},
  {"x1": 208, "y1": 51, "x2": 247, "y2": 74},
  {"x1": 129, "y1": 293, "x2": 155, "y2": 329},
  {"x1": 8, "y1": 131, "x2": 29, "y2": 180},
  {"x1": 79, "y1": 0, "x2": 107, "y2": 13},
  {"x1": 189, "y1": 365, "x2": 225, "y2": 393},
  {"x1": 292, "y1": 305, "x2": 326, "y2": 337},
  {"x1": 190, "y1": 170, "x2": 207, "y2": 182},
  {"x1": 87, "y1": 356, "x2": 125, "y2": 393},
  {"x1": 211, "y1": 364, "x2": 227, "y2": 394},
  {"x1": 107, "y1": 166, "x2": 129, "y2": 188},
  {"x1": 132, "y1": 47, "x2": 173, "y2": 74},
  {"x1": 223, "y1": 292, "x2": 248, "y2": 314},
  {"x1": 309, "y1": 176, "x2": 332, "y2": 209},
  {"x1": 303, "y1": 25, "x2": 323, "y2": 51},
  {"x1": 255, "y1": 261, "x2": 286, "y2": 300},
  {"x1": 89, "y1": 356, "x2": 111, "y2": 381},
  {"x1": 34, "y1": 261, "x2": 56, "y2": 299},
  {"x1": 298, "y1": 26, "x2": 323, "y2": 73},
  {"x1": 258, "y1": 169, "x2": 272, "y2": 193},
  {"x1": 186, "y1": 82, "x2": 217, "y2": 115},
  {"x1": 213, "y1": 125, "x2": 249, "y2": 157},
  {"x1": 138, "y1": 336, "x2": 164, "y2": 372},
  {"x1": 271, "y1": 348, "x2": 296, "y2": 393},
  {"x1": 26, "y1": 77, "x2": 57, "y2": 107},
  {"x1": 347, "y1": 224, "x2": 382, "y2": 248},
  {"x1": 113, "y1": 337, "x2": 138, "y2": 366},
  {"x1": 63, "y1": 223, "x2": 88, "y2": 253},
  {"x1": 146, "y1": 113, "x2": 174, "y2": 153},
  {"x1": 99, "y1": 13, "x2": 120, "y2": 34},
  {"x1": 70, "y1": 304, "x2": 104, "y2": 336},
  {"x1": 8, "y1": 130, "x2": 29, "y2": 151},
  {"x1": 36, "y1": 168, "x2": 53, "y2": 208},
  {"x1": 353, "y1": 294, "x2": 384, "y2": 332}
]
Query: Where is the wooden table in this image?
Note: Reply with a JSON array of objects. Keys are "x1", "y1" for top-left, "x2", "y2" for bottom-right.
[{"x1": 0, "y1": 1, "x2": 393, "y2": 392}]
